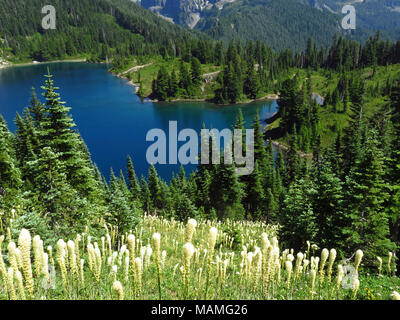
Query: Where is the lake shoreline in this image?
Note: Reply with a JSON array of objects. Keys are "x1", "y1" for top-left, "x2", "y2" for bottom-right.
[
  {"x1": 0, "y1": 61, "x2": 280, "y2": 180},
  {"x1": 116, "y1": 63, "x2": 279, "y2": 106},
  {"x1": 0, "y1": 58, "x2": 89, "y2": 69},
  {"x1": 2, "y1": 58, "x2": 280, "y2": 106},
  {"x1": 121, "y1": 76, "x2": 280, "y2": 106}
]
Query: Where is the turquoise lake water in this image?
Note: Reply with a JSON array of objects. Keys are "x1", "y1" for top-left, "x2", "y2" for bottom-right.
[{"x1": 0, "y1": 62, "x2": 278, "y2": 180}]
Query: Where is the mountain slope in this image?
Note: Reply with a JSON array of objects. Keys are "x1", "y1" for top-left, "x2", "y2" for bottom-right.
[
  {"x1": 196, "y1": 0, "x2": 348, "y2": 51},
  {"x1": 0, "y1": 0, "x2": 201, "y2": 62},
  {"x1": 301, "y1": 0, "x2": 400, "y2": 41},
  {"x1": 138, "y1": 0, "x2": 400, "y2": 51}
]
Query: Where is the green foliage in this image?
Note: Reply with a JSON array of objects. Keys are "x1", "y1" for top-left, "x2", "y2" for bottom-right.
[
  {"x1": 0, "y1": 0, "x2": 201, "y2": 63},
  {"x1": 11, "y1": 211, "x2": 53, "y2": 245},
  {"x1": 196, "y1": 0, "x2": 359, "y2": 52}
]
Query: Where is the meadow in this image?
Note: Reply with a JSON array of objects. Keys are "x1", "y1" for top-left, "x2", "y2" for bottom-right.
[{"x1": 0, "y1": 214, "x2": 399, "y2": 300}]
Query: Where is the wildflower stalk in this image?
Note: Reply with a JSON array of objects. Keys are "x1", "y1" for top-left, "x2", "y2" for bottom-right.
[
  {"x1": 7, "y1": 268, "x2": 16, "y2": 300},
  {"x1": 15, "y1": 270, "x2": 25, "y2": 300},
  {"x1": 352, "y1": 278, "x2": 359, "y2": 299},
  {"x1": 182, "y1": 242, "x2": 194, "y2": 299},
  {"x1": 327, "y1": 249, "x2": 336, "y2": 285},
  {"x1": 18, "y1": 229, "x2": 34, "y2": 299},
  {"x1": 204, "y1": 227, "x2": 217, "y2": 299},
  {"x1": 319, "y1": 248, "x2": 329, "y2": 299},
  {"x1": 112, "y1": 281, "x2": 124, "y2": 300},
  {"x1": 152, "y1": 233, "x2": 162, "y2": 299},
  {"x1": 185, "y1": 219, "x2": 197, "y2": 243},
  {"x1": 377, "y1": 257, "x2": 382, "y2": 276},
  {"x1": 310, "y1": 269, "x2": 316, "y2": 300},
  {"x1": 285, "y1": 260, "x2": 292, "y2": 299},
  {"x1": 388, "y1": 252, "x2": 393, "y2": 276},
  {"x1": 57, "y1": 239, "x2": 68, "y2": 293},
  {"x1": 0, "y1": 236, "x2": 8, "y2": 296},
  {"x1": 135, "y1": 258, "x2": 142, "y2": 298}
]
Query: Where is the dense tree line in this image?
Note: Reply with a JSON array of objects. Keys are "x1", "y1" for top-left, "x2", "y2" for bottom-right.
[
  {"x1": 1, "y1": 70, "x2": 400, "y2": 268},
  {"x1": 1, "y1": 0, "x2": 400, "y2": 271},
  {"x1": 0, "y1": 73, "x2": 141, "y2": 239},
  {"x1": 196, "y1": 0, "x2": 370, "y2": 52},
  {"x1": 0, "y1": 0, "x2": 211, "y2": 64},
  {"x1": 209, "y1": 33, "x2": 400, "y2": 105},
  {"x1": 151, "y1": 57, "x2": 202, "y2": 101},
  {"x1": 297, "y1": 32, "x2": 400, "y2": 71}
]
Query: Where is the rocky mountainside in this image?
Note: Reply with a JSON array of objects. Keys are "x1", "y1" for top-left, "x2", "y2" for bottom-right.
[
  {"x1": 300, "y1": 0, "x2": 400, "y2": 40},
  {"x1": 136, "y1": 0, "x2": 400, "y2": 51},
  {"x1": 138, "y1": 0, "x2": 238, "y2": 28}
]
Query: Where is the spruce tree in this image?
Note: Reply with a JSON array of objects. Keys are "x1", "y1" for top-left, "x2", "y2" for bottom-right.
[
  {"x1": 140, "y1": 176, "x2": 152, "y2": 215},
  {"x1": 285, "y1": 126, "x2": 300, "y2": 186},
  {"x1": 344, "y1": 129, "x2": 394, "y2": 262},
  {"x1": 153, "y1": 66, "x2": 169, "y2": 101},
  {"x1": 280, "y1": 178, "x2": 317, "y2": 251},
  {"x1": 244, "y1": 160, "x2": 265, "y2": 219},
  {"x1": 27, "y1": 87, "x2": 45, "y2": 128},
  {"x1": 0, "y1": 116, "x2": 22, "y2": 198},
  {"x1": 40, "y1": 71, "x2": 98, "y2": 197},
  {"x1": 148, "y1": 165, "x2": 162, "y2": 213},
  {"x1": 168, "y1": 69, "x2": 179, "y2": 98},
  {"x1": 108, "y1": 177, "x2": 138, "y2": 234},
  {"x1": 33, "y1": 147, "x2": 85, "y2": 231},
  {"x1": 244, "y1": 60, "x2": 260, "y2": 99},
  {"x1": 190, "y1": 57, "x2": 202, "y2": 88},
  {"x1": 127, "y1": 155, "x2": 141, "y2": 202},
  {"x1": 312, "y1": 160, "x2": 345, "y2": 250}
]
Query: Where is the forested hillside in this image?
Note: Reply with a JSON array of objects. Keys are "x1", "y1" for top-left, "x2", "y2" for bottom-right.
[
  {"x1": 123, "y1": 33, "x2": 400, "y2": 108},
  {"x1": 301, "y1": 0, "x2": 400, "y2": 42},
  {"x1": 196, "y1": 0, "x2": 352, "y2": 51},
  {"x1": 1, "y1": 42, "x2": 400, "y2": 268},
  {"x1": 139, "y1": 0, "x2": 400, "y2": 51},
  {"x1": 0, "y1": 0, "x2": 203, "y2": 63},
  {"x1": 1, "y1": 0, "x2": 400, "y2": 301}
]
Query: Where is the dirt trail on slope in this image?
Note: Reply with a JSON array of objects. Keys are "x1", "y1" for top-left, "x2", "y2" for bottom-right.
[{"x1": 120, "y1": 63, "x2": 153, "y2": 75}]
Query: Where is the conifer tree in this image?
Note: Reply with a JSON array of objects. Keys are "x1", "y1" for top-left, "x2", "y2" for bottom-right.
[
  {"x1": 190, "y1": 57, "x2": 202, "y2": 88},
  {"x1": 40, "y1": 71, "x2": 98, "y2": 197},
  {"x1": 244, "y1": 60, "x2": 260, "y2": 99},
  {"x1": 127, "y1": 155, "x2": 141, "y2": 202},
  {"x1": 148, "y1": 165, "x2": 162, "y2": 213},
  {"x1": 211, "y1": 161, "x2": 244, "y2": 220},
  {"x1": 27, "y1": 87, "x2": 45, "y2": 128},
  {"x1": 0, "y1": 116, "x2": 22, "y2": 197},
  {"x1": 179, "y1": 60, "x2": 191, "y2": 95},
  {"x1": 175, "y1": 193, "x2": 198, "y2": 221},
  {"x1": 168, "y1": 69, "x2": 179, "y2": 98},
  {"x1": 280, "y1": 178, "x2": 317, "y2": 251},
  {"x1": 33, "y1": 147, "x2": 84, "y2": 230},
  {"x1": 344, "y1": 129, "x2": 394, "y2": 261},
  {"x1": 312, "y1": 160, "x2": 345, "y2": 249},
  {"x1": 108, "y1": 175, "x2": 138, "y2": 234},
  {"x1": 140, "y1": 176, "x2": 152, "y2": 215},
  {"x1": 244, "y1": 160, "x2": 265, "y2": 219},
  {"x1": 153, "y1": 66, "x2": 169, "y2": 101},
  {"x1": 285, "y1": 126, "x2": 300, "y2": 186}
]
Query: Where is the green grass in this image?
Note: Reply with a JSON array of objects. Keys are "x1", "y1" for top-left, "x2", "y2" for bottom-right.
[
  {"x1": 120, "y1": 57, "x2": 222, "y2": 99},
  {"x1": 266, "y1": 64, "x2": 400, "y2": 150},
  {"x1": 117, "y1": 56, "x2": 278, "y2": 103}
]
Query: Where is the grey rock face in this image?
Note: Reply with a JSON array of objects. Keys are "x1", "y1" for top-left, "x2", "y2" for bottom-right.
[{"x1": 139, "y1": 0, "x2": 234, "y2": 28}]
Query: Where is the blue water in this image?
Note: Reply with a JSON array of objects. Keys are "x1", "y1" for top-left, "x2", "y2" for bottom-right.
[{"x1": 0, "y1": 62, "x2": 278, "y2": 180}]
